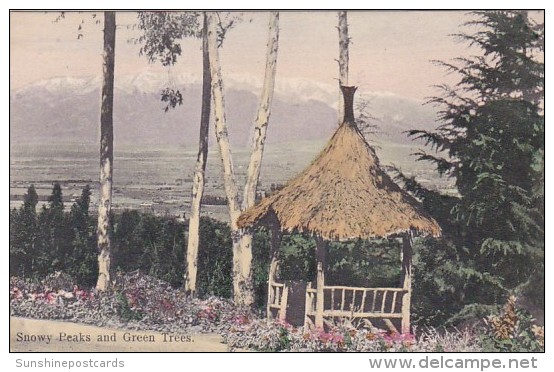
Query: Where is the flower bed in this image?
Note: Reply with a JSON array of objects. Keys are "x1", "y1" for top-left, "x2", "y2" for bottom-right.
[
  {"x1": 10, "y1": 272, "x2": 544, "y2": 352},
  {"x1": 221, "y1": 319, "x2": 482, "y2": 352},
  {"x1": 10, "y1": 272, "x2": 252, "y2": 335}
]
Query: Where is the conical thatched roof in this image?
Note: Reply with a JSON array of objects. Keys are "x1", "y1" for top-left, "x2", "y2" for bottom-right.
[{"x1": 237, "y1": 87, "x2": 441, "y2": 241}]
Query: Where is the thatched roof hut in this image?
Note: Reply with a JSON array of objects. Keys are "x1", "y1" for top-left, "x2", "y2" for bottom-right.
[
  {"x1": 237, "y1": 86, "x2": 441, "y2": 241},
  {"x1": 238, "y1": 86, "x2": 440, "y2": 332}
]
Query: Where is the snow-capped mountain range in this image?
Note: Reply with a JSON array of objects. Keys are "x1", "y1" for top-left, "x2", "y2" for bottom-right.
[{"x1": 10, "y1": 72, "x2": 438, "y2": 147}]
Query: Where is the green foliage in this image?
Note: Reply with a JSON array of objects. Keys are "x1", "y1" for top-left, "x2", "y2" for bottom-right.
[
  {"x1": 277, "y1": 326, "x2": 292, "y2": 351},
  {"x1": 67, "y1": 185, "x2": 97, "y2": 286},
  {"x1": 399, "y1": 11, "x2": 544, "y2": 325},
  {"x1": 328, "y1": 239, "x2": 400, "y2": 287},
  {"x1": 111, "y1": 210, "x2": 187, "y2": 288},
  {"x1": 10, "y1": 184, "x2": 97, "y2": 285},
  {"x1": 265, "y1": 232, "x2": 400, "y2": 289},
  {"x1": 135, "y1": 11, "x2": 202, "y2": 112},
  {"x1": 71, "y1": 185, "x2": 91, "y2": 219},
  {"x1": 23, "y1": 185, "x2": 38, "y2": 211},
  {"x1": 10, "y1": 184, "x2": 247, "y2": 298},
  {"x1": 279, "y1": 234, "x2": 316, "y2": 281},
  {"x1": 252, "y1": 229, "x2": 271, "y2": 308},
  {"x1": 136, "y1": 12, "x2": 201, "y2": 67},
  {"x1": 36, "y1": 183, "x2": 74, "y2": 273},
  {"x1": 410, "y1": 237, "x2": 467, "y2": 327},
  {"x1": 135, "y1": 11, "x2": 243, "y2": 112},
  {"x1": 48, "y1": 183, "x2": 64, "y2": 210},
  {"x1": 268, "y1": 232, "x2": 401, "y2": 289},
  {"x1": 196, "y1": 217, "x2": 232, "y2": 298},
  {"x1": 10, "y1": 186, "x2": 39, "y2": 277},
  {"x1": 114, "y1": 290, "x2": 144, "y2": 322},
  {"x1": 480, "y1": 296, "x2": 544, "y2": 352}
]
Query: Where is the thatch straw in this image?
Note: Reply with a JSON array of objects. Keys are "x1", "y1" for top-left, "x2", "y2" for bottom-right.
[{"x1": 237, "y1": 88, "x2": 441, "y2": 241}]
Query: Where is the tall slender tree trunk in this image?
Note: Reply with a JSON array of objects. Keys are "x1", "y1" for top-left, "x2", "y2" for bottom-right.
[
  {"x1": 96, "y1": 11, "x2": 116, "y2": 291},
  {"x1": 206, "y1": 13, "x2": 243, "y2": 304},
  {"x1": 207, "y1": 12, "x2": 280, "y2": 307},
  {"x1": 184, "y1": 12, "x2": 211, "y2": 296},
  {"x1": 236, "y1": 12, "x2": 280, "y2": 307},
  {"x1": 206, "y1": 13, "x2": 242, "y2": 227},
  {"x1": 242, "y1": 12, "x2": 279, "y2": 209},
  {"x1": 337, "y1": 11, "x2": 349, "y2": 125}
]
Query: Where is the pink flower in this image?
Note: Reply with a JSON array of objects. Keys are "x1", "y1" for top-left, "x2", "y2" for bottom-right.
[
  {"x1": 125, "y1": 292, "x2": 136, "y2": 304},
  {"x1": 197, "y1": 306, "x2": 219, "y2": 321},
  {"x1": 331, "y1": 333, "x2": 345, "y2": 344},
  {"x1": 11, "y1": 287, "x2": 23, "y2": 299},
  {"x1": 318, "y1": 331, "x2": 332, "y2": 343},
  {"x1": 315, "y1": 330, "x2": 345, "y2": 345},
  {"x1": 74, "y1": 289, "x2": 87, "y2": 300},
  {"x1": 381, "y1": 332, "x2": 415, "y2": 348},
  {"x1": 160, "y1": 298, "x2": 174, "y2": 311},
  {"x1": 233, "y1": 314, "x2": 250, "y2": 325},
  {"x1": 45, "y1": 292, "x2": 56, "y2": 304},
  {"x1": 276, "y1": 319, "x2": 292, "y2": 329}
]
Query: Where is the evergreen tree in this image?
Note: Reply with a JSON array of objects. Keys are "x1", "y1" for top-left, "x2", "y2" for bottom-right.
[
  {"x1": 70, "y1": 185, "x2": 91, "y2": 231},
  {"x1": 36, "y1": 183, "x2": 73, "y2": 275},
  {"x1": 69, "y1": 185, "x2": 97, "y2": 286},
  {"x1": 400, "y1": 11, "x2": 544, "y2": 322},
  {"x1": 23, "y1": 185, "x2": 39, "y2": 212},
  {"x1": 48, "y1": 183, "x2": 64, "y2": 211},
  {"x1": 9, "y1": 208, "x2": 22, "y2": 275},
  {"x1": 112, "y1": 209, "x2": 143, "y2": 272},
  {"x1": 10, "y1": 185, "x2": 40, "y2": 276},
  {"x1": 76, "y1": 184, "x2": 91, "y2": 215}
]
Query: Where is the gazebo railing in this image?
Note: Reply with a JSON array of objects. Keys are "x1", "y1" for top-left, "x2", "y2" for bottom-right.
[
  {"x1": 267, "y1": 280, "x2": 288, "y2": 320},
  {"x1": 305, "y1": 284, "x2": 408, "y2": 330}
]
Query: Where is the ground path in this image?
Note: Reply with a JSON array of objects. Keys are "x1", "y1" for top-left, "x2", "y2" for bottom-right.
[{"x1": 10, "y1": 317, "x2": 248, "y2": 352}]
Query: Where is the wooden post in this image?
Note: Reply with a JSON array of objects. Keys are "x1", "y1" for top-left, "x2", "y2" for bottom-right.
[
  {"x1": 267, "y1": 221, "x2": 282, "y2": 320},
  {"x1": 304, "y1": 282, "x2": 313, "y2": 326},
  {"x1": 401, "y1": 231, "x2": 413, "y2": 334},
  {"x1": 361, "y1": 289, "x2": 367, "y2": 313},
  {"x1": 315, "y1": 236, "x2": 327, "y2": 328},
  {"x1": 279, "y1": 286, "x2": 289, "y2": 321}
]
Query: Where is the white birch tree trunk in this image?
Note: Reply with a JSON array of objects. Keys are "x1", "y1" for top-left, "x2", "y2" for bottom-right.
[
  {"x1": 337, "y1": 11, "x2": 349, "y2": 125},
  {"x1": 206, "y1": 12, "x2": 245, "y2": 305},
  {"x1": 184, "y1": 12, "x2": 211, "y2": 296},
  {"x1": 206, "y1": 13, "x2": 242, "y2": 228},
  {"x1": 96, "y1": 11, "x2": 116, "y2": 291},
  {"x1": 242, "y1": 12, "x2": 279, "y2": 208},
  {"x1": 234, "y1": 12, "x2": 280, "y2": 308},
  {"x1": 207, "y1": 12, "x2": 280, "y2": 307}
]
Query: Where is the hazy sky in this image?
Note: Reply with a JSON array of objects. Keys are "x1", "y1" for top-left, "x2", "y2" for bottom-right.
[{"x1": 11, "y1": 11, "x2": 481, "y2": 101}]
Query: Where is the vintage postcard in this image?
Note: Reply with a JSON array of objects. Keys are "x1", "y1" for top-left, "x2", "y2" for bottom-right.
[{"x1": 9, "y1": 9, "x2": 544, "y2": 358}]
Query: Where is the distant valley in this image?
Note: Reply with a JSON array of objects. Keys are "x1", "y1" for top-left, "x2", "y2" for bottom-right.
[{"x1": 10, "y1": 74, "x2": 454, "y2": 221}]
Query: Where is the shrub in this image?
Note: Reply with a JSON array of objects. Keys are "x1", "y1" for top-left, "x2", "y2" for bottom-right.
[
  {"x1": 196, "y1": 217, "x2": 232, "y2": 298},
  {"x1": 480, "y1": 296, "x2": 544, "y2": 352},
  {"x1": 114, "y1": 290, "x2": 144, "y2": 322}
]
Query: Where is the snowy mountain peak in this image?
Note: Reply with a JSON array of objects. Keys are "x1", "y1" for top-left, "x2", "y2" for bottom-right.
[
  {"x1": 17, "y1": 76, "x2": 101, "y2": 95},
  {"x1": 14, "y1": 72, "x2": 428, "y2": 113}
]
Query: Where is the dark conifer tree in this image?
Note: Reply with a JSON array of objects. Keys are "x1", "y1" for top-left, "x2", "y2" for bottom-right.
[
  {"x1": 399, "y1": 11, "x2": 544, "y2": 323},
  {"x1": 69, "y1": 185, "x2": 97, "y2": 286},
  {"x1": 10, "y1": 185, "x2": 39, "y2": 276}
]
